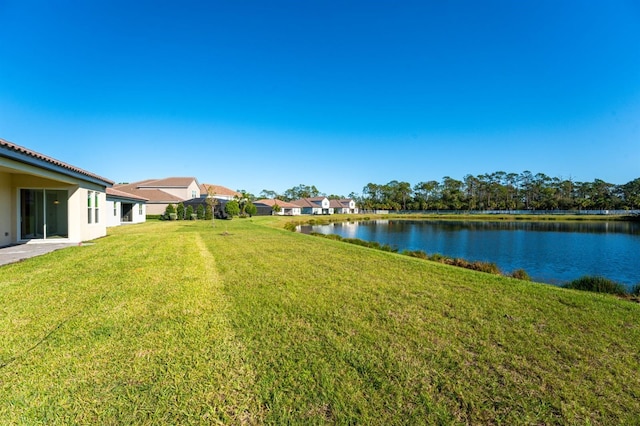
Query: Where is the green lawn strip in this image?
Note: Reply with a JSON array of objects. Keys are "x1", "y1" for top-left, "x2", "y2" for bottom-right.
[
  {"x1": 0, "y1": 223, "x2": 259, "y2": 424},
  {"x1": 1, "y1": 219, "x2": 639, "y2": 424},
  {"x1": 209, "y1": 218, "x2": 640, "y2": 424}
]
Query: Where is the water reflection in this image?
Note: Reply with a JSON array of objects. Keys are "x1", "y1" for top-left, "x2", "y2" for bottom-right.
[{"x1": 300, "y1": 220, "x2": 640, "y2": 288}]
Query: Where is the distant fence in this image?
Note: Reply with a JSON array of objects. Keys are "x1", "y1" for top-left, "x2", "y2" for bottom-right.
[{"x1": 360, "y1": 209, "x2": 640, "y2": 216}]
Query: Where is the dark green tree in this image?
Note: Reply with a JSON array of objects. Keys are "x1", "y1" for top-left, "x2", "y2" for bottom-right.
[
  {"x1": 176, "y1": 202, "x2": 185, "y2": 220},
  {"x1": 196, "y1": 204, "x2": 205, "y2": 219},
  {"x1": 224, "y1": 200, "x2": 240, "y2": 217}
]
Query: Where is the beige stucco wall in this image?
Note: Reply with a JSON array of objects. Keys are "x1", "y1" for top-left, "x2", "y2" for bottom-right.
[
  {"x1": 0, "y1": 172, "x2": 12, "y2": 246},
  {"x1": 1, "y1": 155, "x2": 108, "y2": 244},
  {"x1": 158, "y1": 181, "x2": 200, "y2": 200}
]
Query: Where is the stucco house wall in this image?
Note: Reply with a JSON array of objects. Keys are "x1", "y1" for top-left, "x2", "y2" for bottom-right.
[{"x1": 0, "y1": 139, "x2": 114, "y2": 246}]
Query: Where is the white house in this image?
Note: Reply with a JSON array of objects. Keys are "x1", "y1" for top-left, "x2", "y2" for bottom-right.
[
  {"x1": 329, "y1": 199, "x2": 359, "y2": 214},
  {"x1": 106, "y1": 188, "x2": 148, "y2": 227},
  {"x1": 0, "y1": 138, "x2": 114, "y2": 246},
  {"x1": 291, "y1": 197, "x2": 333, "y2": 215},
  {"x1": 254, "y1": 199, "x2": 302, "y2": 216}
]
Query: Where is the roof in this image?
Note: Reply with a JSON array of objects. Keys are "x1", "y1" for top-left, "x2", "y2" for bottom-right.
[
  {"x1": 106, "y1": 187, "x2": 149, "y2": 202},
  {"x1": 291, "y1": 197, "x2": 328, "y2": 208},
  {"x1": 200, "y1": 184, "x2": 241, "y2": 198},
  {"x1": 136, "y1": 177, "x2": 198, "y2": 188},
  {"x1": 0, "y1": 137, "x2": 114, "y2": 186},
  {"x1": 329, "y1": 199, "x2": 354, "y2": 208},
  {"x1": 112, "y1": 185, "x2": 184, "y2": 203},
  {"x1": 254, "y1": 199, "x2": 300, "y2": 209}
]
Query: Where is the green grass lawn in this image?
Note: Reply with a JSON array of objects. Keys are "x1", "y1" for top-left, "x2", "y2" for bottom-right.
[{"x1": 1, "y1": 218, "x2": 639, "y2": 424}]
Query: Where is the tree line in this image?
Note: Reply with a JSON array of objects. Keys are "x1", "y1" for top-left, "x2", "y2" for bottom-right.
[{"x1": 356, "y1": 172, "x2": 640, "y2": 211}]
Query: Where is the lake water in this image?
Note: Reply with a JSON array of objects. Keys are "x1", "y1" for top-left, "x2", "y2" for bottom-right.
[{"x1": 299, "y1": 220, "x2": 640, "y2": 289}]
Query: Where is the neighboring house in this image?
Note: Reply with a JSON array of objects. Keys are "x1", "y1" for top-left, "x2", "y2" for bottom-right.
[
  {"x1": 329, "y1": 198, "x2": 359, "y2": 214},
  {"x1": 0, "y1": 138, "x2": 114, "y2": 246},
  {"x1": 106, "y1": 188, "x2": 148, "y2": 227},
  {"x1": 199, "y1": 184, "x2": 241, "y2": 201},
  {"x1": 114, "y1": 177, "x2": 200, "y2": 215},
  {"x1": 254, "y1": 199, "x2": 302, "y2": 216},
  {"x1": 291, "y1": 197, "x2": 333, "y2": 215}
]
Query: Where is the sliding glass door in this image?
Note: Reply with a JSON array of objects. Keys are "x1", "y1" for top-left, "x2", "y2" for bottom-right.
[{"x1": 20, "y1": 189, "x2": 68, "y2": 240}]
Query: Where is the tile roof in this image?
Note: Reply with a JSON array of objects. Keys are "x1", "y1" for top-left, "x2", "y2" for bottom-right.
[
  {"x1": 254, "y1": 199, "x2": 300, "y2": 209},
  {"x1": 291, "y1": 197, "x2": 328, "y2": 208},
  {"x1": 0, "y1": 137, "x2": 114, "y2": 185},
  {"x1": 112, "y1": 185, "x2": 184, "y2": 203},
  {"x1": 200, "y1": 184, "x2": 241, "y2": 198},
  {"x1": 106, "y1": 187, "x2": 149, "y2": 202},
  {"x1": 329, "y1": 199, "x2": 354, "y2": 208},
  {"x1": 136, "y1": 177, "x2": 198, "y2": 188}
]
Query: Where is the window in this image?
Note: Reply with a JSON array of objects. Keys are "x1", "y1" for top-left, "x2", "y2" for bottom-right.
[
  {"x1": 88, "y1": 191, "x2": 99, "y2": 224},
  {"x1": 114, "y1": 202, "x2": 117, "y2": 216},
  {"x1": 192, "y1": 190, "x2": 197, "y2": 198},
  {"x1": 139, "y1": 204, "x2": 143, "y2": 215}
]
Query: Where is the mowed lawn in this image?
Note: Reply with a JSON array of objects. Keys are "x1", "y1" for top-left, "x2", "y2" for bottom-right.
[{"x1": 1, "y1": 218, "x2": 639, "y2": 424}]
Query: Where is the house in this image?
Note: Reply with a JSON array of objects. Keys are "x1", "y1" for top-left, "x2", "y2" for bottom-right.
[
  {"x1": 114, "y1": 177, "x2": 200, "y2": 215},
  {"x1": 0, "y1": 138, "x2": 114, "y2": 246},
  {"x1": 254, "y1": 199, "x2": 302, "y2": 216},
  {"x1": 199, "y1": 184, "x2": 241, "y2": 201},
  {"x1": 291, "y1": 197, "x2": 333, "y2": 215},
  {"x1": 329, "y1": 199, "x2": 359, "y2": 214},
  {"x1": 106, "y1": 188, "x2": 148, "y2": 226}
]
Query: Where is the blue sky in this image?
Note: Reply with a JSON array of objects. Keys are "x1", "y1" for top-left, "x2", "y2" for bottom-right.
[{"x1": 1, "y1": 1, "x2": 639, "y2": 196}]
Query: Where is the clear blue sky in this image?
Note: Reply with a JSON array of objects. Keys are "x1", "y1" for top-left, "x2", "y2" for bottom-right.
[{"x1": 1, "y1": 0, "x2": 639, "y2": 196}]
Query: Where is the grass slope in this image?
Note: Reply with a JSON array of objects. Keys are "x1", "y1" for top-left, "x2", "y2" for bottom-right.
[{"x1": 1, "y1": 218, "x2": 638, "y2": 424}]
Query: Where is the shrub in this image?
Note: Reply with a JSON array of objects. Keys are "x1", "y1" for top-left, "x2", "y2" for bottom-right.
[
  {"x1": 176, "y1": 202, "x2": 185, "y2": 220},
  {"x1": 284, "y1": 222, "x2": 298, "y2": 232},
  {"x1": 511, "y1": 269, "x2": 531, "y2": 281},
  {"x1": 404, "y1": 250, "x2": 428, "y2": 259},
  {"x1": 225, "y1": 200, "x2": 240, "y2": 217},
  {"x1": 630, "y1": 283, "x2": 640, "y2": 296},
  {"x1": 564, "y1": 276, "x2": 627, "y2": 296},
  {"x1": 196, "y1": 204, "x2": 205, "y2": 220},
  {"x1": 186, "y1": 205, "x2": 194, "y2": 219},
  {"x1": 245, "y1": 202, "x2": 257, "y2": 217},
  {"x1": 164, "y1": 203, "x2": 176, "y2": 219},
  {"x1": 204, "y1": 204, "x2": 213, "y2": 220}
]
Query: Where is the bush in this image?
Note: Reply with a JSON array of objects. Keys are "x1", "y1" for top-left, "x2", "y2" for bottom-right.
[
  {"x1": 225, "y1": 200, "x2": 240, "y2": 217},
  {"x1": 284, "y1": 222, "x2": 298, "y2": 232},
  {"x1": 205, "y1": 204, "x2": 213, "y2": 220},
  {"x1": 186, "y1": 205, "x2": 194, "y2": 219},
  {"x1": 176, "y1": 202, "x2": 185, "y2": 220},
  {"x1": 629, "y1": 283, "x2": 640, "y2": 296},
  {"x1": 564, "y1": 276, "x2": 627, "y2": 296},
  {"x1": 511, "y1": 269, "x2": 531, "y2": 281},
  {"x1": 196, "y1": 204, "x2": 205, "y2": 220}
]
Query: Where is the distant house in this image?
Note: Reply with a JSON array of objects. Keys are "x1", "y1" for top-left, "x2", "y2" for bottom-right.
[
  {"x1": 106, "y1": 188, "x2": 148, "y2": 226},
  {"x1": 114, "y1": 177, "x2": 200, "y2": 215},
  {"x1": 291, "y1": 197, "x2": 333, "y2": 215},
  {"x1": 0, "y1": 138, "x2": 114, "y2": 246},
  {"x1": 329, "y1": 199, "x2": 359, "y2": 214},
  {"x1": 254, "y1": 199, "x2": 302, "y2": 216},
  {"x1": 199, "y1": 184, "x2": 241, "y2": 201}
]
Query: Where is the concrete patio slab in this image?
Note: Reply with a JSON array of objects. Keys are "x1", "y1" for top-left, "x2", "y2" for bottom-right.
[{"x1": 0, "y1": 243, "x2": 80, "y2": 267}]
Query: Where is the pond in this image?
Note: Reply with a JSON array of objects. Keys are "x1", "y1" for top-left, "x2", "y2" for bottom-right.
[{"x1": 299, "y1": 220, "x2": 640, "y2": 289}]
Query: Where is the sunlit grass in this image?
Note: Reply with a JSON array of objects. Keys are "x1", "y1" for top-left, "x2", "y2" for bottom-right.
[{"x1": 1, "y1": 218, "x2": 639, "y2": 424}]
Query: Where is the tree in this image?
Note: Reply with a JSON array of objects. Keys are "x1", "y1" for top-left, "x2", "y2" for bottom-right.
[
  {"x1": 196, "y1": 204, "x2": 205, "y2": 220},
  {"x1": 260, "y1": 189, "x2": 279, "y2": 199},
  {"x1": 283, "y1": 184, "x2": 321, "y2": 201},
  {"x1": 186, "y1": 204, "x2": 194, "y2": 220},
  {"x1": 224, "y1": 200, "x2": 240, "y2": 217},
  {"x1": 164, "y1": 203, "x2": 176, "y2": 220},
  {"x1": 272, "y1": 202, "x2": 281, "y2": 215},
  {"x1": 176, "y1": 202, "x2": 185, "y2": 220},
  {"x1": 245, "y1": 202, "x2": 257, "y2": 217}
]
